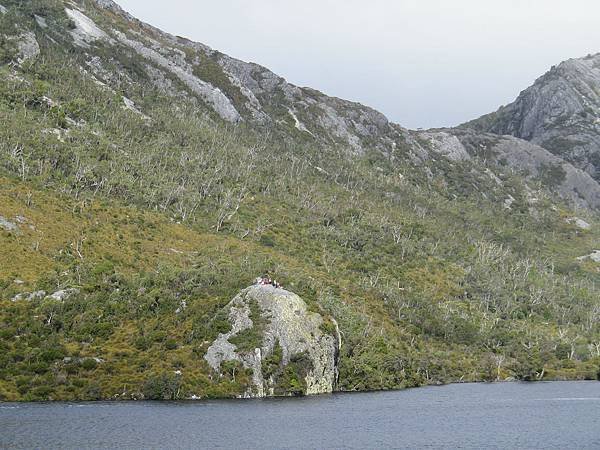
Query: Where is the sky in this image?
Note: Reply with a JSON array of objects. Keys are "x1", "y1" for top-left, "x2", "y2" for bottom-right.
[{"x1": 117, "y1": 0, "x2": 600, "y2": 130}]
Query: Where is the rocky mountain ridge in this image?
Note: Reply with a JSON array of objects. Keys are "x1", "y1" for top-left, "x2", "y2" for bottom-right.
[
  {"x1": 3, "y1": 0, "x2": 598, "y2": 213},
  {"x1": 465, "y1": 53, "x2": 600, "y2": 182},
  {"x1": 50, "y1": 0, "x2": 600, "y2": 210},
  {"x1": 69, "y1": 0, "x2": 399, "y2": 154}
]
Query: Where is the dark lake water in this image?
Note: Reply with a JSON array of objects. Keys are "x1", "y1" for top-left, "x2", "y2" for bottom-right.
[{"x1": 2, "y1": 381, "x2": 600, "y2": 449}]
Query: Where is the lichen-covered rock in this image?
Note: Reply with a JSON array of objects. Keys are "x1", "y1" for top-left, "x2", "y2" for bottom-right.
[
  {"x1": 204, "y1": 284, "x2": 340, "y2": 397},
  {"x1": 577, "y1": 250, "x2": 600, "y2": 263},
  {"x1": 65, "y1": 8, "x2": 111, "y2": 48},
  {"x1": 417, "y1": 131, "x2": 471, "y2": 161},
  {"x1": 0, "y1": 215, "x2": 18, "y2": 232},
  {"x1": 46, "y1": 288, "x2": 80, "y2": 301},
  {"x1": 15, "y1": 31, "x2": 40, "y2": 63}
]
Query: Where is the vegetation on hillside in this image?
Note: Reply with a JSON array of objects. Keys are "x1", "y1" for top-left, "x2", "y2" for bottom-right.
[{"x1": 1, "y1": 0, "x2": 600, "y2": 401}]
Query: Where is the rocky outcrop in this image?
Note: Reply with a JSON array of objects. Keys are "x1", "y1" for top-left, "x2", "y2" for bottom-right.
[
  {"x1": 65, "y1": 8, "x2": 112, "y2": 48},
  {"x1": 11, "y1": 31, "x2": 40, "y2": 64},
  {"x1": 465, "y1": 53, "x2": 600, "y2": 182},
  {"x1": 46, "y1": 288, "x2": 80, "y2": 301},
  {"x1": 204, "y1": 284, "x2": 340, "y2": 397},
  {"x1": 11, "y1": 290, "x2": 46, "y2": 302},
  {"x1": 11, "y1": 289, "x2": 79, "y2": 302},
  {"x1": 416, "y1": 131, "x2": 471, "y2": 162},
  {"x1": 450, "y1": 129, "x2": 600, "y2": 210},
  {"x1": 577, "y1": 250, "x2": 600, "y2": 263},
  {"x1": 566, "y1": 217, "x2": 591, "y2": 230},
  {"x1": 0, "y1": 216, "x2": 18, "y2": 232}
]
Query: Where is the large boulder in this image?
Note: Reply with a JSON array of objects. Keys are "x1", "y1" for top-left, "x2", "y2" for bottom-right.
[
  {"x1": 204, "y1": 284, "x2": 340, "y2": 397},
  {"x1": 16, "y1": 31, "x2": 40, "y2": 63}
]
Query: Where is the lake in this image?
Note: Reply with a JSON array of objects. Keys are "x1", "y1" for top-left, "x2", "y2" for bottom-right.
[{"x1": 2, "y1": 381, "x2": 600, "y2": 449}]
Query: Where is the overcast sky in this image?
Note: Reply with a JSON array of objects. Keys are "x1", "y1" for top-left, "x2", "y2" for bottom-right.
[{"x1": 117, "y1": 0, "x2": 600, "y2": 129}]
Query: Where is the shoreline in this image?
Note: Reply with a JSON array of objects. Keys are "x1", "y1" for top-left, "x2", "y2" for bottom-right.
[{"x1": 2, "y1": 378, "x2": 599, "y2": 405}]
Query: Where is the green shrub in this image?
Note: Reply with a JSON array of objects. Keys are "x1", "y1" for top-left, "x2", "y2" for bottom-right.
[
  {"x1": 142, "y1": 373, "x2": 181, "y2": 400},
  {"x1": 164, "y1": 338, "x2": 178, "y2": 350},
  {"x1": 81, "y1": 358, "x2": 98, "y2": 371}
]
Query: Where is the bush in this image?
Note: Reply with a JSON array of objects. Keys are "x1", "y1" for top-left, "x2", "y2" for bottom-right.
[
  {"x1": 142, "y1": 373, "x2": 181, "y2": 400},
  {"x1": 85, "y1": 384, "x2": 103, "y2": 400},
  {"x1": 273, "y1": 352, "x2": 313, "y2": 396},
  {"x1": 81, "y1": 358, "x2": 98, "y2": 371},
  {"x1": 164, "y1": 338, "x2": 178, "y2": 350}
]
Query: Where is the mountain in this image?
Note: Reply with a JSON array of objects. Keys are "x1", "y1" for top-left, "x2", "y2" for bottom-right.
[
  {"x1": 465, "y1": 53, "x2": 600, "y2": 181},
  {"x1": 436, "y1": 128, "x2": 600, "y2": 210},
  {"x1": 0, "y1": 0, "x2": 599, "y2": 401}
]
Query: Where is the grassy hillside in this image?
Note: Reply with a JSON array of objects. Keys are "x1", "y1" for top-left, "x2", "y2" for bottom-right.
[{"x1": 1, "y1": 0, "x2": 600, "y2": 401}]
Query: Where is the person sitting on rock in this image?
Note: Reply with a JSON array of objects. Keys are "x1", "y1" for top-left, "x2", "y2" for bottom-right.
[{"x1": 255, "y1": 276, "x2": 282, "y2": 289}]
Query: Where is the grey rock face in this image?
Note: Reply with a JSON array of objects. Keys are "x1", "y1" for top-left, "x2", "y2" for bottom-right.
[
  {"x1": 0, "y1": 216, "x2": 18, "y2": 232},
  {"x1": 416, "y1": 131, "x2": 471, "y2": 161},
  {"x1": 466, "y1": 53, "x2": 600, "y2": 181},
  {"x1": 238, "y1": 60, "x2": 396, "y2": 153},
  {"x1": 12, "y1": 291, "x2": 46, "y2": 302},
  {"x1": 205, "y1": 285, "x2": 340, "y2": 397},
  {"x1": 34, "y1": 15, "x2": 47, "y2": 28},
  {"x1": 47, "y1": 289, "x2": 80, "y2": 301},
  {"x1": 15, "y1": 31, "x2": 40, "y2": 63},
  {"x1": 65, "y1": 8, "x2": 111, "y2": 48},
  {"x1": 451, "y1": 129, "x2": 600, "y2": 210},
  {"x1": 111, "y1": 30, "x2": 241, "y2": 123},
  {"x1": 577, "y1": 250, "x2": 600, "y2": 263}
]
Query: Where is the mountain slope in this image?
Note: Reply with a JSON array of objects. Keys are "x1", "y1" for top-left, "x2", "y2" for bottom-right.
[
  {"x1": 73, "y1": 0, "x2": 400, "y2": 153},
  {"x1": 426, "y1": 128, "x2": 600, "y2": 210},
  {"x1": 5, "y1": 0, "x2": 600, "y2": 210},
  {"x1": 1, "y1": 0, "x2": 600, "y2": 401},
  {"x1": 465, "y1": 53, "x2": 600, "y2": 181}
]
